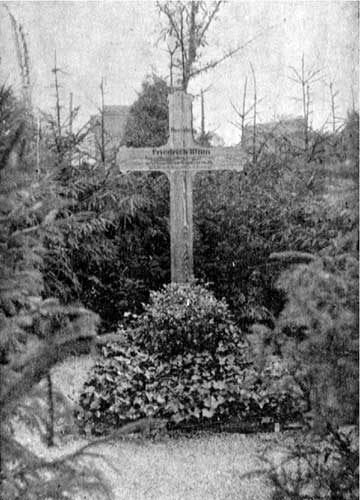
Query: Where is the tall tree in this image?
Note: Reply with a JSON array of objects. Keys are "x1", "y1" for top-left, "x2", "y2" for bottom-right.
[
  {"x1": 288, "y1": 54, "x2": 322, "y2": 160},
  {"x1": 123, "y1": 74, "x2": 170, "y2": 147},
  {"x1": 157, "y1": 1, "x2": 267, "y2": 91},
  {"x1": 0, "y1": 84, "x2": 113, "y2": 499}
]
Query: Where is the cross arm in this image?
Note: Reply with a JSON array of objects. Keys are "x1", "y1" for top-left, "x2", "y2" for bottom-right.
[{"x1": 117, "y1": 146, "x2": 247, "y2": 173}]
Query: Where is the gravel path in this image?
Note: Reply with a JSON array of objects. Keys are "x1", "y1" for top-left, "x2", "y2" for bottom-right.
[
  {"x1": 18, "y1": 427, "x2": 284, "y2": 500},
  {"x1": 21, "y1": 354, "x2": 287, "y2": 500}
]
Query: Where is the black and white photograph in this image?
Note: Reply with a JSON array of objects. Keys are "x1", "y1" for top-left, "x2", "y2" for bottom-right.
[{"x1": 0, "y1": 1, "x2": 358, "y2": 499}]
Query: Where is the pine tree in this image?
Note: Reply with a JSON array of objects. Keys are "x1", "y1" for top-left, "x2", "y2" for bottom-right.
[{"x1": 0, "y1": 85, "x2": 112, "y2": 499}]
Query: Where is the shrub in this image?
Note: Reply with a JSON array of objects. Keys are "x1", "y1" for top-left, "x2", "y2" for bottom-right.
[
  {"x1": 131, "y1": 283, "x2": 243, "y2": 356},
  {"x1": 0, "y1": 84, "x2": 111, "y2": 499},
  {"x1": 78, "y1": 284, "x2": 303, "y2": 435},
  {"x1": 275, "y1": 250, "x2": 358, "y2": 428},
  {"x1": 264, "y1": 232, "x2": 358, "y2": 500},
  {"x1": 194, "y1": 156, "x2": 357, "y2": 330},
  {"x1": 268, "y1": 428, "x2": 358, "y2": 500},
  {"x1": 78, "y1": 284, "x2": 252, "y2": 433},
  {"x1": 78, "y1": 338, "x2": 255, "y2": 434}
]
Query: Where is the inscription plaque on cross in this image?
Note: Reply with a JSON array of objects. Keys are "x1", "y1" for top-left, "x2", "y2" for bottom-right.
[{"x1": 117, "y1": 89, "x2": 246, "y2": 283}]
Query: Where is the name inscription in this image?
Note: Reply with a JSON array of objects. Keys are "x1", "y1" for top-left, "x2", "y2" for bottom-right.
[
  {"x1": 118, "y1": 146, "x2": 245, "y2": 172},
  {"x1": 151, "y1": 148, "x2": 211, "y2": 156},
  {"x1": 146, "y1": 148, "x2": 213, "y2": 170}
]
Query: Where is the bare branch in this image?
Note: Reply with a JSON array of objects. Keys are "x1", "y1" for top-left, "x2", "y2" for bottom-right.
[
  {"x1": 229, "y1": 120, "x2": 244, "y2": 131},
  {"x1": 158, "y1": 2, "x2": 183, "y2": 46},
  {"x1": 241, "y1": 76, "x2": 248, "y2": 134},
  {"x1": 190, "y1": 27, "x2": 274, "y2": 79},
  {"x1": 268, "y1": 251, "x2": 316, "y2": 264},
  {"x1": 197, "y1": 1, "x2": 222, "y2": 47},
  {"x1": 192, "y1": 81, "x2": 214, "y2": 98},
  {"x1": 307, "y1": 68, "x2": 322, "y2": 81},
  {"x1": 288, "y1": 65, "x2": 302, "y2": 82},
  {"x1": 250, "y1": 62, "x2": 257, "y2": 164}
]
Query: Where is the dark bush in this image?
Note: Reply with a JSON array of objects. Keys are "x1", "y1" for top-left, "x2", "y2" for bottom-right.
[
  {"x1": 265, "y1": 231, "x2": 358, "y2": 500},
  {"x1": 269, "y1": 428, "x2": 358, "y2": 500},
  {"x1": 131, "y1": 283, "x2": 243, "y2": 356},
  {"x1": 78, "y1": 284, "x2": 303, "y2": 435},
  {"x1": 275, "y1": 250, "x2": 358, "y2": 428},
  {"x1": 78, "y1": 338, "x2": 255, "y2": 434}
]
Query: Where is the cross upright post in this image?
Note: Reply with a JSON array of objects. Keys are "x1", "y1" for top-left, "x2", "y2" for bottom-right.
[{"x1": 117, "y1": 89, "x2": 246, "y2": 283}]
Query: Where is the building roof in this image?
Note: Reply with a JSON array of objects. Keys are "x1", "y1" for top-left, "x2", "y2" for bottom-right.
[{"x1": 103, "y1": 105, "x2": 129, "y2": 116}]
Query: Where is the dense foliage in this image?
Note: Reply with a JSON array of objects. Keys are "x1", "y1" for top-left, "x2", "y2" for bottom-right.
[
  {"x1": 194, "y1": 154, "x2": 357, "y2": 328},
  {"x1": 0, "y1": 85, "x2": 112, "y2": 500},
  {"x1": 275, "y1": 248, "x2": 358, "y2": 428},
  {"x1": 78, "y1": 284, "x2": 303, "y2": 435},
  {"x1": 43, "y1": 163, "x2": 170, "y2": 330},
  {"x1": 263, "y1": 230, "x2": 358, "y2": 499},
  {"x1": 343, "y1": 110, "x2": 359, "y2": 163},
  {"x1": 41, "y1": 74, "x2": 358, "y2": 337},
  {"x1": 268, "y1": 428, "x2": 358, "y2": 500},
  {"x1": 41, "y1": 75, "x2": 171, "y2": 330},
  {"x1": 122, "y1": 74, "x2": 170, "y2": 147},
  {"x1": 131, "y1": 283, "x2": 244, "y2": 356}
]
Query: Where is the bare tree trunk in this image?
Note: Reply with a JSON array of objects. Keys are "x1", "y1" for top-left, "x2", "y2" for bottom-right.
[
  {"x1": 250, "y1": 63, "x2": 257, "y2": 165},
  {"x1": 69, "y1": 92, "x2": 73, "y2": 164},
  {"x1": 300, "y1": 54, "x2": 312, "y2": 158},
  {"x1": 46, "y1": 373, "x2": 55, "y2": 447},
  {"x1": 159, "y1": 1, "x2": 252, "y2": 92},
  {"x1": 289, "y1": 54, "x2": 321, "y2": 161},
  {"x1": 69, "y1": 92, "x2": 73, "y2": 136},
  {"x1": 201, "y1": 90, "x2": 205, "y2": 137},
  {"x1": 53, "y1": 50, "x2": 61, "y2": 141},
  {"x1": 328, "y1": 81, "x2": 340, "y2": 135},
  {"x1": 36, "y1": 115, "x2": 41, "y2": 175},
  {"x1": 241, "y1": 76, "x2": 248, "y2": 139},
  {"x1": 6, "y1": 6, "x2": 31, "y2": 107},
  {"x1": 100, "y1": 77, "x2": 105, "y2": 165},
  {"x1": 179, "y1": 8, "x2": 186, "y2": 89},
  {"x1": 168, "y1": 46, "x2": 175, "y2": 89}
]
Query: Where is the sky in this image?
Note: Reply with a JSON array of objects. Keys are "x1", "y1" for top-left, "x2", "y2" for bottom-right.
[{"x1": 0, "y1": 1, "x2": 358, "y2": 145}]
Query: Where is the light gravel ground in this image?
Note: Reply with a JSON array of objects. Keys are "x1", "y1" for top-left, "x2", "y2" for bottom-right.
[
  {"x1": 51, "y1": 353, "x2": 97, "y2": 405},
  {"x1": 18, "y1": 423, "x2": 288, "y2": 500},
  {"x1": 76, "y1": 432, "x2": 280, "y2": 500},
  {"x1": 13, "y1": 355, "x2": 292, "y2": 500}
]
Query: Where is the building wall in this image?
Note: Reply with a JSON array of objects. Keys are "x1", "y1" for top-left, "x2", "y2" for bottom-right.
[
  {"x1": 241, "y1": 117, "x2": 306, "y2": 154},
  {"x1": 85, "y1": 105, "x2": 130, "y2": 161}
]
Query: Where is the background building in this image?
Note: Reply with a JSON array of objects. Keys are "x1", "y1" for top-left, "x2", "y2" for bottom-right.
[
  {"x1": 241, "y1": 117, "x2": 306, "y2": 155},
  {"x1": 83, "y1": 105, "x2": 130, "y2": 161}
]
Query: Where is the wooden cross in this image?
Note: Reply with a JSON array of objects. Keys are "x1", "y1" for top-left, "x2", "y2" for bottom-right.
[{"x1": 117, "y1": 90, "x2": 246, "y2": 283}]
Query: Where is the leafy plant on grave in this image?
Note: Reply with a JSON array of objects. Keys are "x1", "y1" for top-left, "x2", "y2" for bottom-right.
[
  {"x1": 131, "y1": 283, "x2": 244, "y2": 356},
  {"x1": 78, "y1": 337, "x2": 254, "y2": 434},
  {"x1": 78, "y1": 283, "x2": 303, "y2": 435}
]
